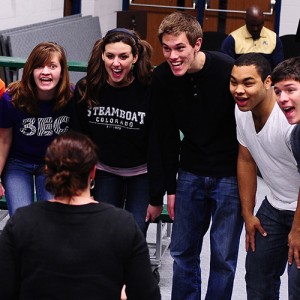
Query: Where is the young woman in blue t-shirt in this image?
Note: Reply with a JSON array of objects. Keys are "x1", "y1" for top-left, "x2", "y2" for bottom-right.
[{"x1": 0, "y1": 42, "x2": 74, "y2": 216}]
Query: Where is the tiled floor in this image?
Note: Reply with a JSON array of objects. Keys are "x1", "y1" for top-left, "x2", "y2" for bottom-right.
[{"x1": 0, "y1": 177, "x2": 288, "y2": 299}]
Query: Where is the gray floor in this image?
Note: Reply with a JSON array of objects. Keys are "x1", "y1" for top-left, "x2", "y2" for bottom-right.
[
  {"x1": 150, "y1": 176, "x2": 288, "y2": 299},
  {"x1": 0, "y1": 177, "x2": 288, "y2": 299}
]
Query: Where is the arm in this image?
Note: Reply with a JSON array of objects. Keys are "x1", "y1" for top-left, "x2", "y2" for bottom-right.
[
  {"x1": 0, "y1": 79, "x2": 5, "y2": 98},
  {"x1": 287, "y1": 189, "x2": 300, "y2": 268},
  {"x1": 125, "y1": 224, "x2": 161, "y2": 299},
  {"x1": 145, "y1": 204, "x2": 163, "y2": 222},
  {"x1": 167, "y1": 194, "x2": 175, "y2": 221},
  {"x1": 147, "y1": 67, "x2": 180, "y2": 220},
  {"x1": 238, "y1": 143, "x2": 267, "y2": 252},
  {"x1": 0, "y1": 128, "x2": 13, "y2": 198},
  {"x1": 70, "y1": 83, "x2": 91, "y2": 135},
  {"x1": 147, "y1": 105, "x2": 166, "y2": 221},
  {"x1": 271, "y1": 35, "x2": 284, "y2": 69},
  {"x1": 220, "y1": 35, "x2": 236, "y2": 59}
]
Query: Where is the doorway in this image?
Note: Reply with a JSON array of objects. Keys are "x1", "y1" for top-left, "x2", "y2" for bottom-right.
[{"x1": 122, "y1": 0, "x2": 280, "y2": 66}]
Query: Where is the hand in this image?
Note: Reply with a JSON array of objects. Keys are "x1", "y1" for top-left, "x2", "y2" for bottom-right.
[
  {"x1": 167, "y1": 194, "x2": 175, "y2": 221},
  {"x1": 244, "y1": 215, "x2": 267, "y2": 252},
  {"x1": 145, "y1": 204, "x2": 163, "y2": 222},
  {"x1": 288, "y1": 227, "x2": 300, "y2": 269},
  {"x1": 0, "y1": 182, "x2": 5, "y2": 199}
]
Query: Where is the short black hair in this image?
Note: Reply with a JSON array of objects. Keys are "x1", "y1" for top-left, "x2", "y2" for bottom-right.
[{"x1": 234, "y1": 53, "x2": 271, "y2": 81}]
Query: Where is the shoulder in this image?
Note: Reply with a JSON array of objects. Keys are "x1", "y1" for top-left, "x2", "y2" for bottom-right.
[
  {"x1": 221, "y1": 34, "x2": 235, "y2": 45},
  {"x1": 0, "y1": 92, "x2": 13, "y2": 106},
  {"x1": 98, "y1": 202, "x2": 136, "y2": 221},
  {"x1": 235, "y1": 105, "x2": 251, "y2": 123},
  {"x1": 231, "y1": 25, "x2": 249, "y2": 39},
  {"x1": 260, "y1": 26, "x2": 277, "y2": 39},
  {"x1": 0, "y1": 79, "x2": 5, "y2": 96},
  {"x1": 206, "y1": 50, "x2": 234, "y2": 63},
  {"x1": 74, "y1": 77, "x2": 86, "y2": 96},
  {"x1": 204, "y1": 51, "x2": 235, "y2": 73},
  {"x1": 153, "y1": 61, "x2": 172, "y2": 80}
]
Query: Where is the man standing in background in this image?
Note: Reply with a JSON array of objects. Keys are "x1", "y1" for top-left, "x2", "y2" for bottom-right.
[{"x1": 221, "y1": 5, "x2": 284, "y2": 69}]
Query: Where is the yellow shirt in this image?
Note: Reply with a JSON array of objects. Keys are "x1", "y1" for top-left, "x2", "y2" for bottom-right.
[{"x1": 231, "y1": 25, "x2": 277, "y2": 55}]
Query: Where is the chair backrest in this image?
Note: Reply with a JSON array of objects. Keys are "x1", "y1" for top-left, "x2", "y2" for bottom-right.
[
  {"x1": 280, "y1": 34, "x2": 300, "y2": 59},
  {"x1": 201, "y1": 31, "x2": 228, "y2": 52}
]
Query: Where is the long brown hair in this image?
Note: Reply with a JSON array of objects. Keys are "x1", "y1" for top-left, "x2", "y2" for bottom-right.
[
  {"x1": 45, "y1": 131, "x2": 98, "y2": 198},
  {"x1": 8, "y1": 41, "x2": 73, "y2": 115},
  {"x1": 77, "y1": 29, "x2": 153, "y2": 107}
]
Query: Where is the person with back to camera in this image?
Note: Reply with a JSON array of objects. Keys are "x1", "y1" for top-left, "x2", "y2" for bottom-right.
[
  {"x1": 221, "y1": 5, "x2": 284, "y2": 69},
  {"x1": 230, "y1": 53, "x2": 300, "y2": 299},
  {"x1": 148, "y1": 11, "x2": 243, "y2": 300},
  {"x1": 0, "y1": 41, "x2": 74, "y2": 216},
  {"x1": 0, "y1": 131, "x2": 161, "y2": 300},
  {"x1": 73, "y1": 28, "x2": 163, "y2": 237}
]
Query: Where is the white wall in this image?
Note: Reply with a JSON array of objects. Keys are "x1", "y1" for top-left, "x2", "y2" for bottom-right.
[
  {"x1": 279, "y1": 0, "x2": 300, "y2": 36},
  {"x1": 0, "y1": 0, "x2": 63, "y2": 30},
  {"x1": 81, "y1": 0, "x2": 122, "y2": 36},
  {"x1": 0, "y1": 0, "x2": 298, "y2": 46},
  {"x1": 0, "y1": 0, "x2": 122, "y2": 37}
]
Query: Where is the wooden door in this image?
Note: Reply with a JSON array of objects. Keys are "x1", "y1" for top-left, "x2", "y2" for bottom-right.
[
  {"x1": 202, "y1": 0, "x2": 276, "y2": 33},
  {"x1": 125, "y1": 0, "x2": 277, "y2": 66},
  {"x1": 126, "y1": 0, "x2": 198, "y2": 66}
]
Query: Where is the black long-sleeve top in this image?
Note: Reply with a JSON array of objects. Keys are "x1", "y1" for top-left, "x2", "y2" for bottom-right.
[
  {"x1": 148, "y1": 51, "x2": 239, "y2": 203},
  {"x1": 73, "y1": 79, "x2": 151, "y2": 169},
  {"x1": 0, "y1": 201, "x2": 161, "y2": 299}
]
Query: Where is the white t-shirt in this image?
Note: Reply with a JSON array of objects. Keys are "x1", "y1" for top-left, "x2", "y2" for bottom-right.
[{"x1": 235, "y1": 102, "x2": 299, "y2": 211}]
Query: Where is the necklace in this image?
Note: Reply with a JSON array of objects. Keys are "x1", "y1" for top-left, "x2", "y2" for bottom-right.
[{"x1": 51, "y1": 196, "x2": 98, "y2": 205}]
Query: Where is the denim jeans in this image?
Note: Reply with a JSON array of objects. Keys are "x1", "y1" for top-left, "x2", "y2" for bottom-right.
[
  {"x1": 246, "y1": 198, "x2": 300, "y2": 300},
  {"x1": 92, "y1": 170, "x2": 150, "y2": 236},
  {"x1": 170, "y1": 170, "x2": 243, "y2": 300},
  {"x1": 2, "y1": 158, "x2": 53, "y2": 216}
]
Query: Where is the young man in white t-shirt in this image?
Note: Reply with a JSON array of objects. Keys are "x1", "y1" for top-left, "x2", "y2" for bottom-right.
[{"x1": 230, "y1": 53, "x2": 300, "y2": 299}]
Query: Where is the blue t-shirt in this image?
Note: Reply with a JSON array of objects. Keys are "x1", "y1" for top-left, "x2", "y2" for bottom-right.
[{"x1": 0, "y1": 92, "x2": 73, "y2": 164}]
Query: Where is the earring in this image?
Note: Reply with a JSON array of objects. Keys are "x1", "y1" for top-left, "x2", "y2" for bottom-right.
[
  {"x1": 90, "y1": 178, "x2": 95, "y2": 190},
  {"x1": 131, "y1": 64, "x2": 135, "y2": 71}
]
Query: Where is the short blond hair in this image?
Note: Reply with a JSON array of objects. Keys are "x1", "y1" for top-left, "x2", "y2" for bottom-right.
[{"x1": 158, "y1": 12, "x2": 203, "y2": 47}]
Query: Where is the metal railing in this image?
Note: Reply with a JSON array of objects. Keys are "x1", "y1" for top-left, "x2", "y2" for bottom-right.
[
  {"x1": 204, "y1": 0, "x2": 276, "y2": 16},
  {"x1": 129, "y1": 0, "x2": 198, "y2": 10}
]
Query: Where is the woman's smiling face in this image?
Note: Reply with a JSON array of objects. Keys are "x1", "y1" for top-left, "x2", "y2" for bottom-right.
[
  {"x1": 33, "y1": 53, "x2": 62, "y2": 100},
  {"x1": 102, "y1": 42, "x2": 138, "y2": 87}
]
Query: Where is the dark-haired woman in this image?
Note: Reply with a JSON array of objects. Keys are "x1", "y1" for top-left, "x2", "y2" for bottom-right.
[
  {"x1": 73, "y1": 29, "x2": 163, "y2": 236},
  {"x1": 0, "y1": 131, "x2": 161, "y2": 299}
]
